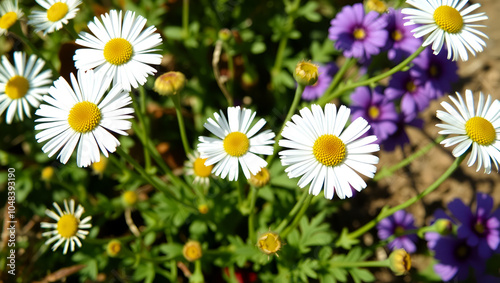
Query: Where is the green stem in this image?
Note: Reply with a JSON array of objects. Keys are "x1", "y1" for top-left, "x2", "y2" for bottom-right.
[
  {"x1": 280, "y1": 194, "x2": 313, "y2": 238},
  {"x1": 64, "y1": 21, "x2": 79, "y2": 40},
  {"x1": 224, "y1": 42, "x2": 235, "y2": 95},
  {"x1": 172, "y1": 95, "x2": 191, "y2": 154},
  {"x1": 330, "y1": 259, "x2": 390, "y2": 269},
  {"x1": 248, "y1": 186, "x2": 258, "y2": 243},
  {"x1": 182, "y1": 0, "x2": 190, "y2": 39},
  {"x1": 116, "y1": 147, "x2": 196, "y2": 211},
  {"x1": 345, "y1": 153, "x2": 466, "y2": 241},
  {"x1": 373, "y1": 135, "x2": 445, "y2": 181},
  {"x1": 132, "y1": 89, "x2": 152, "y2": 171},
  {"x1": 190, "y1": 260, "x2": 204, "y2": 283},
  {"x1": 322, "y1": 58, "x2": 356, "y2": 100},
  {"x1": 317, "y1": 46, "x2": 426, "y2": 106},
  {"x1": 275, "y1": 189, "x2": 309, "y2": 233},
  {"x1": 266, "y1": 84, "x2": 306, "y2": 165}
]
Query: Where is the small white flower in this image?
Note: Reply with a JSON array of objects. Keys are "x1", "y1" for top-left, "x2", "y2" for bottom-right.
[
  {"x1": 402, "y1": 0, "x2": 488, "y2": 61},
  {"x1": 185, "y1": 151, "x2": 214, "y2": 187},
  {"x1": 197, "y1": 106, "x2": 275, "y2": 181},
  {"x1": 279, "y1": 104, "x2": 379, "y2": 199},
  {"x1": 74, "y1": 10, "x2": 163, "y2": 91},
  {"x1": 28, "y1": 0, "x2": 81, "y2": 35},
  {"x1": 436, "y1": 90, "x2": 500, "y2": 174},
  {"x1": 35, "y1": 69, "x2": 134, "y2": 167},
  {"x1": 41, "y1": 199, "x2": 92, "y2": 254},
  {"x1": 0, "y1": 52, "x2": 52, "y2": 124},
  {"x1": 0, "y1": 0, "x2": 23, "y2": 35}
]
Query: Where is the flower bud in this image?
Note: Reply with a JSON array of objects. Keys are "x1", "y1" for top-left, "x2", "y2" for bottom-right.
[
  {"x1": 365, "y1": 0, "x2": 388, "y2": 14},
  {"x1": 183, "y1": 240, "x2": 203, "y2": 262},
  {"x1": 107, "y1": 240, "x2": 122, "y2": 257},
  {"x1": 198, "y1": 204, "x2": 209, "y2": 214},
  {"x1": 389, "y1": 249, "x2": 411, "y2": 276},
  {"x1": 434, "y1": 219, "x2": 453, "y2": 235},
  {"x1": 294, "y1": 61, "x2": 319, "y2": 86},
  {"x1": 248, "y1": 167, "x2": 270, "y2": 188},
  {"x1": 257, "y1": 231, "x2": 282, "y2": 257},
  {"x1": 41, "y1": 166, "x2": 55, "y2": 181},
  {"x1": 122, "y1": 190, "x2": 138, "y2": 207},
  {"x1": 154, "y1": 71, "x2": 186, "y2": 96}
]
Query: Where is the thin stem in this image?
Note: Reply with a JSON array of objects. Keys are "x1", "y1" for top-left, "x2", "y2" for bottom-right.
[
  {"x1": 182, "y1": 0, "x2": 189, "y2": 39},
  {"x1": 280, "y1": 194, "x2": 313, "y2": 238},
  {"x1": 373, "y1": 135, "x2": 445, "y2": 181},
  {"x1": 346, "y1": 153, "x2": 466, "y2": 241},
  {"x1": 330, "y1": 259, "x2": 389, "y2": 269},
  {"x1": 172, "y1": 95, "x2": 191, "y2": 154},
  {"x1": 275, "y1": 189, "x2": 309, "y2": 233},
  {"x1": 322, "y1": 58, "x2": 355, "y2": 100},
  {"x1": 132, "y1": 90, "x2": 152, "y2": 171},
  {"x1": 212, "y1": 40, "x2": 233, "y2": 106},
  {"x1": 64, "y1": 21, "x2": 79, "y2": 40},
  {"x1": 248, "y1": 186, "x2": 258, "y2": 243},
  {"x1": 266, "y1": 84, "x2": 306, "y2": 165},
  {"x1": 317, "y1": 46, "x2": 426, "y2": 106}
]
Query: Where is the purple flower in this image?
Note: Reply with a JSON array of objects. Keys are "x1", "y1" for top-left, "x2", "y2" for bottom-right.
[
  {"x1": 448, "y1": 193, "x2": 500, "y2": 259},
  {"x1": 383, "y1": 8, "x2": 422, "y2": 63},
  {"x1": 329, "y1": 3, "x2": 388, "y2": 61},
  {"x1": 302, "y1": 63, "x2": 338, "y2": 101},
  {"x1": 412, "y1": 47, "x2": 459, "y2": 99},
  {"x1": 433, "y1": 236, "x2": 485, "y2": 282},
  {"x1": 377, "y1": 210, "x2": 418, "y2": 253},
  {"x1": 385, "y1": 70, "x2": 430, "y2": 122},
  {"x1": 381, "y1": 111, "x2": 423, "y2": 151},
  {"x1": 350, "y1": 86, "x2": 398, "y2": 143}
]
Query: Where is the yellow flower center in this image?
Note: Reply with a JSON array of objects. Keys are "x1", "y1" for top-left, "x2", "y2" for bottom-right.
[
  {"x1": 455, "y1": 245, "x2": 469, "y2": 259},
  {"x1": 183, "y1": 241, "x2": 202, "y2": 262},
  {"x1": 193, "y1": 157, "x2": 213, "y2": 177},
  {"x1": 474, "y1": 220, "x2": 485, "y2": 234},
  {"x1": 429, "y1": 65, "x2": 439, "y2": 77},
  {"x1": 394, "y1": 225, "x2": 405, "y2": 236},
  {"x1": 41, "y1": 166, "x2": 55, "y2": 181},
  {"x1": 465, "y1": 117, "x2": 496, "y2": 146},
  {"x1": 353, "y1": 28, "x2": 366, "y2": 40},
  {"x1": 312, "y1": 134, "x2": 346, "y2": 167},
  {"x1": 406, "y1": 81, "x2": 416, "y2": 92},
  {"x1": 103, "y1": 38, "x2": 133, "y2": 65},
  {"x1": 198, "y1": 204, "x2": 209, "y2": 214},
  {"x1": 249, "y1": 167, "x2": 270, "y2": 188},
  {"x1": 366, "y1": 0, "x2": 387, "y2": 13},
  {"x1": 392, "y1": 30, "x2": 403, "y2": 42},
  {"x1": 368, "y1": 105, "x2": 380, "y2": 119},
  {"x1": 122, "y1": 191, "x2": 138, "y2": 206},
  {"x1": 223, "y1": 132, "x2": 250, "y2": 157},
  {"x1": 433, "y1": 5, "x2": 463, "y2": 34},
  {"x1": 57, "y1": 214, "x2": 79, "y2": 238},
  {"x1": 257, "y1": 232, "x2": 282, "y2": 255},
  {"x1": 0, "y1": 12, "x2": 18, "y2": 30},
  {"x1": 47, "y1": 2, "x2": 69, "y2": 22},
  {"x1": 67, "y1": 101, "x2": 101, "y2": 133},
  {"x1": 5, "y1": 75, "x2": 29, "y2": 99},
  {"x1": 107, "y1": 240, "x2": 122, "y2": 256}
]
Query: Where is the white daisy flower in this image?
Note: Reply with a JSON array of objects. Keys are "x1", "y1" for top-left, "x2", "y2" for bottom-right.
[
  {"x1": 197, "y1": 106, "x2": 275, "y2": 181},
  {"x1": 28, "y1": 0, "x2": 82, "y2": 35},
  {"x1": 436, "y1": 90, "x2": 500, "y2": 174},
  {"x1": 402, "y1": 0, "x2": 488, "y2": 61},
  {"x1": 34, "y1": 69, "x2": 134, "y2": 167},
  {"x1": 0, "y1": 52, "x2": 52, "y2": 124},
  {"x1": 279, "y1": 104, "x2": 379, "y2": 200},
  {"x1": 74, "y1": 10, "x2": 163, "y2": 91},
  {"x1": 0, "y1": 0, "x2": 23, "y2": 35},
  {"x1": 41, "y1": 199, "x2": 92, "y2": 254},
  {"x1": 185, "y1": 151, "x2": 214, "y2": 187}
]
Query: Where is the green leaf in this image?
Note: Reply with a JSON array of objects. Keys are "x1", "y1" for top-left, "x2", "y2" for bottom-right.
[
  {"x1": 159, "y1": 243, "x2": 184, "y2": 259},
  {"x1": 349, "y1": 268, "x2": 375, "y2": 283},
  {"x1": 335, "y1": 227, "x2": 359, "y2": 249},
  {"x1": 251, "y1": 41, "x2": 266, "y2": 54}
]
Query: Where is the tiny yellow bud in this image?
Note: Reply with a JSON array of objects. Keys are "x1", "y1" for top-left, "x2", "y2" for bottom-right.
[
  {"x1": 434, "y1": 219, "x2": 453, "y2": 235},
  {"x1": 365, "y1": 0, "x2": 388, "y2": 14},
  {"x1": 389, "y1": 249, "x2": 411, "y2": 276},
  {"x1": 198, "y1": 204, "x2": 209, "y2": 214},
  {"x1": 122, "y1": 190, "x2": 138, "y2": 206},
  {"x1": 294, "y1": 61, "x2": 319, "y2": 86},
  {"x1": 248, "y1": 167, "x2": 270, "y2": 188},
  {"x1": 107, "y1": 240, "x2": 122, "y2": 257},
  {"x1": 183, "y1": 240, "x2": 202, "y2": 262},
  {"x1": 41, "y1": 166, "x2": 55, "y2": 181},
  {"x1": 154, "y1": 71, "x2": 187, "y2": 96},
  {"x1": 91, "y1": 156, "x2": 108, "y2": 175},
  {"x1": 257, "y1": 231, "x2": 282, "y2": 257},
  {"x1": 218, "y1": 28, "x2": 232, "y2": 41}
]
